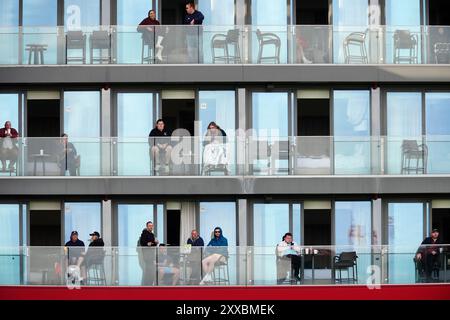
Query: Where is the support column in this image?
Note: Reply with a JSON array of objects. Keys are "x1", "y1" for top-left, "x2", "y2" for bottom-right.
[
  {"x1": 237, "y1": 88, "x2": 247, "y2": 175},
  {"x1": 237, "y1": 199, "x2": 249, "y2": 285},
  {"x1": 101, "y1": 0, "x2": 111, "y2": 25},
  {"x1": 102, "y1": 200, "x2": 112, "y2": 246},
  {"x1": 371, "y1": 86, "x2": 382, "y2": 174},
  {"x1": 101, "y1": 88, "x2": 112, "y2": 175}
]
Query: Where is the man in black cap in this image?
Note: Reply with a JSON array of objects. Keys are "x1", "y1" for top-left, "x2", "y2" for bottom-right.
[
  {"x1": 415, "y1": 229, "x2": 443, "y2": 282},
  {"x1": 76, "y1": 231, "x2": 105, "y2": 281},
  {"x1": 65, "y1": 231, "x2": 85, "y2": 266}
]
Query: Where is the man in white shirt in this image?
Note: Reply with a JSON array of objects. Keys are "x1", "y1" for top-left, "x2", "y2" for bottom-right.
[{"x1": 276, "y1": 232, "x2": 302, "y2": 283}]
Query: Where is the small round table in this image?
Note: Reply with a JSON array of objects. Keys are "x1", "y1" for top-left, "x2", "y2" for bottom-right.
[{"x1": 31, "y1": 154, "x2": 51, "y2": 175}]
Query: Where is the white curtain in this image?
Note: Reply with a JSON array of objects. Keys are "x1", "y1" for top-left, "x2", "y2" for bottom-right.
[{"x1": 180, "y1": 202, "x2": 196, "y2": 244}]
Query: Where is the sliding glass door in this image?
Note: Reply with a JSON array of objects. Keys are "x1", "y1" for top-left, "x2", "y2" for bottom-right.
[
  {"x1": 425, "y1": 93, "x2": 450, "y2": 173},
  {"x1": 116, "y1": 92, "x2": 156, "y2": 175},
  {"x1": 387, "y1": 202, "x2": 425, "y2": 284},
  {"x1": 333, "y1": 90, "x2": 371, "y2": 174},
  {"x1": 386, "y1": 92, "x2": 422, "y2": 174}
]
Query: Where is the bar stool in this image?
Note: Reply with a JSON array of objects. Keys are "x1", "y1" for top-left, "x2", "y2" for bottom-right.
[
  {"x1": 87, "y1": 262, "x2": 106, "y2": 285},
  {"x1": 26, "y1": 44, "x2": 47, "y2": 64},
  {"x1": 212, "y1": 259, "x2": 230, "y2": 285}
]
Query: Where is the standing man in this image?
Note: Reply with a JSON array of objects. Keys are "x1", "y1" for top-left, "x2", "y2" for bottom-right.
[
  {"x1": 183, "y1": 1, "x2": 204, "y2": 63},
  {"x1": 416, "y1": 228, "x2": 443, "y2": 282},
  {"x1": 149, "y1": 119, "x2": 172, "y2": 174},
  {"x1": 139, "y1": 221, "x2": 159, "y2": 285}
]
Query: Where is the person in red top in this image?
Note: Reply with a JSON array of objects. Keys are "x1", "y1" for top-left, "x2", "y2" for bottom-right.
[
  {"x1": 0, "y1": 121, "x2": 19, "y2": 172},
  {"x1": 137, "y1": 10, "x2": 164, "y2": 61}
]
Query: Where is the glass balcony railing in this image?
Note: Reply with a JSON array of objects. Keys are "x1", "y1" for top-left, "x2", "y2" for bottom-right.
[
  {"x1": 1, "y1": 135, "x2": 449, "y2": 176},
  {"x1": 1, "y1": 25, "x2": 450, "y2": 65},
  {"x1": 0, "y1": 245, "x2": 449, "y2": 286}
]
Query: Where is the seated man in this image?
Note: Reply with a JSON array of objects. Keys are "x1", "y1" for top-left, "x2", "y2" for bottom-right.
[
  {"x1": 0, "y1": 121, "x2": 19, "y2": 172},
  {"x1": 157, "y1": 245, "x2": 180, "y2": 286},
  {"x1": 75, "y1": 231, "x2": 105, "y2": 282},
  {"x1": 137, "y1": 9, "x2": 164, "y2": 61},
  {"x1": 149, "y1": 119, "x2": 172, "y2": 174},
  {"x1": 57, "y1": 133, "x2": 78, "y2": 176},
  {"x1": 415, "y1": 228, "x2": 442, "y2": 282},
  {"x1": 276, "y1": 232, "x2": 302, "y2": 283}
]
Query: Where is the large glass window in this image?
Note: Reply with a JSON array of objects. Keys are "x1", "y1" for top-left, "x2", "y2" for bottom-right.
[
  {"x1": 251, "y1": 0, "x2": 288, "y2": 63},
  {"x1": 0, "y1": 204, "x2": 20, "y2": 285},
  {"x1": 0, "y1": 0, "x2": 18, "y2": 26},
  {"x1": 118, "y1": 204, "x2": 163, "y2": 285},
  {"x1": 253, "y1": 203, "x2": 289, "y2": 285},
  {"x1": 385, "y1": 0, "x2": 421, "y2": 64},
  {"x1": 335, "y1": 201, "x2": 372, "y2": 282},
  {"x1": 116, "y1": 0, "x2": 152, "y2": 63},
  {"x1": 23, "y1": 0, "x2": 58, "y2": 64},
  {"x1": 251, "y1": 92, "x2": 289, "y2": 174},
  {"x1": 64, "y1": 202, "x2": 101, "y2": 245},
  {"x1": 198, "y1": 91, "x2": 235, "y2": 136},
  {"x1": 386, "y1": 92, "x2": 422, "y2": 174},
  {"x1": 425, "y1": 93, "x2": 450, "y2": 174},
  {"x1": 117, "y1": 93, "x2": 155, "y2": 175},
  {"x1": 0, "y1": 0, "x2": 19, "y2": 64},
  {"x1": 333, "y1": 90, "x2": 371, "y2": 174},
  {"x1": 199, "y1": 0, "x2": 235, "y2": 63},
  {"x1": 64, "y1": 91, "x2": 101, "y2": 175},
  {"x1": 0, "y1": 94, "x2": 19, "y2": 129},
  {"x1": 332, "y1": 0, "x2": 369, "y2": 63},
  {"x1": 199, "y1": 202, "x2": 236, "y2": 246},
  {"x1": 388, "y1": 202, "x2": 424, "y2": 284},
  {"x1": 64, "y1": 0, "x2": 100, "y2": 29}
]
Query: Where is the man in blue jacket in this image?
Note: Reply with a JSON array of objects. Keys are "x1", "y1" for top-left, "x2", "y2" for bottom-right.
[
  {"x1": 183, "y1": 1, "x2": 204, "y2": 63},
  {"x1": 200, "y1": 227, "x2": 228, "y2": 284}
]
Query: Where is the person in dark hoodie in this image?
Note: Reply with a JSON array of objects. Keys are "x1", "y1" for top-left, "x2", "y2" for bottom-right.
[
  {"x1": 199, "y1": 227, "x2": 228, "y2": 285},
  {"x1": 139, "y1": 221, "x2": 159, "y2": 285},
  {"x1": 76, "y1": 231, "x2": 105, "y2": 281}
]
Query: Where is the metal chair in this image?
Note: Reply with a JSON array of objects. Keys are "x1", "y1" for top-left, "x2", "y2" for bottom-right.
[
  {"x1": 393, "y1": 30, "x2": 418, "y2": 64},
  {"x1": 400, "y1": 140, "x2": 428, "y2": 174},
  {"x1": 86, "y1": 251, "x2": 106, "y2": 285},
  {"x1": 256, "y1": 29, "x2": 281, "y2": 63},
  {"x1": 333, "y1": 251, "x2": 358, "y2": 282},
  {"x1": 211, "y1": 29, "x2": 241, "y2": 63},
  {"x1": 434, "y1": 43, "x2": 450, "y2": 64},
  {"x1": 343, "y1": 30, "x2": 368, "y2": 64},
  {"x1": 141, "y1": 34, "x2": 155, "y2": 64},
  {"x1": 89, "y1": 30, "x2": 110, "y2": 64},
  {"x1": 212, "y1": 258, "x2": 230, "y2": 285},
  {"x1": 66, "y1": 31, "x2": 86, "y2": 64}
]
